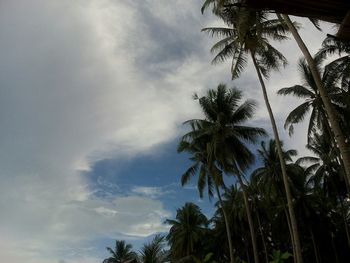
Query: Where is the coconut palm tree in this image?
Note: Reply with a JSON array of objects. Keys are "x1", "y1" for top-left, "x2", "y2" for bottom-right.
[
  {"x1": 179, "y1": 84, "x2": 265, "y2": 263},
  {"x1": 221, "y1": 184, "x2": 257, "y2": 263},
  {"x1": 166, "y1": 202, "x2": 209, "y2": 260},
  {"x1": 277, "y1": 57, "x2": 341, "y2": 139},
  {"x1": 139, "y1": 235, "x2": 168, "y2": 263},
  {"x1": 317, "y1": 36, "x2": 350, "y2": 85},
  {"x1": 251, "y1": 139, "x2": 304, "y2": 261},
  {"x1": 281, "y1": 14, "x2": 350, "y2": 192},
  {"x1": 201, "y1": 3, "x2": 303, "y2": 262},
  {"x1": 317, "y1": 36, "x2": 350, "y2": 138},
  {"x1": 178, "y1": 131, "x2": 235, "y2": 263},
  {"x1": 103, "y1": 240, "x2": 137, "y2": 263}
]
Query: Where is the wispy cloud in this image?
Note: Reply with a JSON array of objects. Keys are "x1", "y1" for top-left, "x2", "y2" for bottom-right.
[{"x1": 131, "y1": 186, "x2": 175, "y2": 198}]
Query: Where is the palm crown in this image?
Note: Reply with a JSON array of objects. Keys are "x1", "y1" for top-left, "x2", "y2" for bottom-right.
[
  {"x1": 202, "y1": 6, "x2": 289, "y2": 79},
  {"x1": 278, "y1": 57, "x2": 342, "y2": 138},
  {"x1": 179, "y1": 84, "x2": 265, "y2": 198}
]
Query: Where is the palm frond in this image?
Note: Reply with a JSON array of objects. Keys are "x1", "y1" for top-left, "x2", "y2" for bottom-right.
[{"x1": 277, "y1": 85, "x2": 315, "y2": 98}]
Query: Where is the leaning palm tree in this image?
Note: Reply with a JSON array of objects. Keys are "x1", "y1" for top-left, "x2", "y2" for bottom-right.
[
  {"x1": 103, "y1": 240, "x2": 137, "y2": 263},
  {"x1": 140, "y1": 235, "x2": 168, "y2": 263},
  {"x1": 166, "y1": 202, "x2": 208, "y2": 260},
  {"x1": 201, "y1": 3, "x2": 303, "y2": 263},
  {"x1": 179, "y1": 84, "x2": 266, "y2": 263},
  {"x1": 281, "y1": 15, "x2": 350, "y2": 191}
]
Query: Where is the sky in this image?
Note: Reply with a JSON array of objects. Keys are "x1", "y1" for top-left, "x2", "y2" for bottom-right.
[{"x1": 0, "y1": 1, "x2": 337, "y2": 263}]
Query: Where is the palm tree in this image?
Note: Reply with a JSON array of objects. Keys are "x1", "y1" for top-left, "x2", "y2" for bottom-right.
[
  {"x1": 297, "y1": 132, "x2": 350, "y2": 249},
  {"x1": 178, "y1": 123, "x2": 235, "y2": 263},
  {"x1": 166, "y1": 202, "x2": 209, "y2": 260},
  {"x1": 277, "y1": 57, "x2": 340, "y2": 139},
  {"x1": 201, "y1": 3, "x2": 303, "y2": 263},
  {"x1": 251, "y1": 140, "x2": 303, "y2": 262},
  {"x1": 317, "y1": 36, "x2": 350, "y2": 85},
  {"x1": 281, "y1": 14, "x2": 350, "y2": 192},
  {"x1": 140, "y1": 235, "x2": 168, "y2": 263},
  {"x1": 317, "y1": 36, "x2": 350, "y2": 139},
  {"x1": 221, "y1": 184, "x2": 257, "y2": 263},
  {"x1": 103, "y1": 240, "x2": 137, "y2": 263},
  {"x1": 179, "y1": 84, "x2": 265, "y2": 263}
]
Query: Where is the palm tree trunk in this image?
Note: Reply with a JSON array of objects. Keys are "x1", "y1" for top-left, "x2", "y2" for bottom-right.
[
  {"x1": 282, "y1": 14, "x2": 350, "y2": 190},
  {"x1": 284, "y1": 207, "x2": 296, "y2": 263},
  {"x1": 214, "y1": 184, "x2": 235, "y2": 263},
  {"x1": 256, "y1": 211, "x2": 269, "y2": 263},
  {"x1": 310, "y1": 228, "x2": 320, "y2": 263},
  {"x1": 325, "y1": 119, "x2": 350, "y2": 192},
  {"x1": 331, "y1": 232, "x2": 339, "y2": 263},
  {"x1": 339, "y1": 196, "x2": 350, "y2": 249},
  {"x1": 237, "y1": 173, "x2": 260, "y2": 263},
  {"x1": 251, "y1": 52, "x2": 303, "y2": 263}
]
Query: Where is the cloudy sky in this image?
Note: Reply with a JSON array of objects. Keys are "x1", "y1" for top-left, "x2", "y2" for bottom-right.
[{"x1": 0, "y1": 1, "x2": 335, "y2": 263}]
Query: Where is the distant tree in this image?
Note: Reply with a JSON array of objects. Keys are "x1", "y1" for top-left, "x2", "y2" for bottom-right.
[
  {"x1": 140, "y1": 235, "x2": 168, "y2": 263},
  {"x1": 103, "y1": 240, "x2": 137, "y2": 263},
  {"x1": 166, "y1": 202, "x2": 208, "y2": 260}
]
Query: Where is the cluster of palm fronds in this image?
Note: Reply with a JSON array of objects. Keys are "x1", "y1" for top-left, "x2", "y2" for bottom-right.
[
  {"x1": 169, "y1": 1, "x2": 350, "y2": 263},
  {"x1": 102, "y1": 238, "x2": 169, "y2": 263}
]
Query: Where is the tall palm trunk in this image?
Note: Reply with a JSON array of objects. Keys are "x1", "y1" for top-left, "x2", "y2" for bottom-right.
[
  {"x1": 282, "y1": 14, "x2": 350, "y2": 189},
  {"x1": 284, "y1": 208, "x2": 296, "y2": 263},
  {"x1": 256, "y1": 210, "x2": 269, "y2": 263},
  {"x1": 324, "y1": 119, "x2": 350, "y2": 191},
  {"x1": 237, "y1": 173, "x2": 260, "y2": 263},
  {"x1": 251, "y1": 52, "x2": 303, "y2": 263},
  {"x1": 339, "y1": 196, "x2": 350, "y2": 249},
  {"x1": 330, "y1": 232, "x2": 339, "y2": 263},
  {"x1": 214, "y1": 183, "x2": 235, "y2": 263},
  {"x1": 309, "y1": 228, "x2": 320, "y2": 263}
]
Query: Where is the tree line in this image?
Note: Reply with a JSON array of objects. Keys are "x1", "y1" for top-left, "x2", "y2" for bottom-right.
[{"x1": 103, "y1": 1, "x2": 350, "y2": 263}]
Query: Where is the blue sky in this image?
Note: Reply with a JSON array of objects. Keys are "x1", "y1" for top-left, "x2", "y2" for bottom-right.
[{"x1": 0, "y1": 1, "x2": 334, "y2": 262}]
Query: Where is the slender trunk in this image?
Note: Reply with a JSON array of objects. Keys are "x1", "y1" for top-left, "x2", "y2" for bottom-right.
[
  {"x1": 331, "y1": 232, "x2": 339, "y2": 263},
  {"x1": 310, "y1": 228, "x2": 320, "y2": 263},
  {"x1": 251, "y1": 52, "x2": 303, "y2": 263},
  {"x1": 282, "y1": 14, "x2": 350, "y2": 190},
  {"x1": 246, "y1": 248, "x2": 251, "y2": 263},
  {"x1": 237, "y1": 173, "x2": 260, "y2": 263},
  {"x1": 339, "y1": 196, "x2": 350, "y2": 249},
  {"x1": 214, "y1": 184, "x2": 235, "y2": 263},
  {"x1": 325, "y1": 108, "x2": 350, "y2": 192},
  {"x1": 284, "y1": 207, "x2": 296, "y2": 263},
  {"x1": 256, "y1": 209, "x2": 269, "y2": 263}
]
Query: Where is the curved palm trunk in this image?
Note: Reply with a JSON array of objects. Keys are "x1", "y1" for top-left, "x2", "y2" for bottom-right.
[
  {"x1": 214, "y1": 184, "x2": 235, "y2": 263},
  {"x1": 282, "y1": 14, "x2": 350, "y2": 190},
  {"x1": 237, "y1": 173, "x2": 260, "y2": 263},
  {"x1": 251, "y1": 53, "x2": 303, "y2": 263}
]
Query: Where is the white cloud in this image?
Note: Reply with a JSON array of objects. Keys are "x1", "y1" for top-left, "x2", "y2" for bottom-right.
[{"x1": 131, "y1": 186, "x2": 174, "y2": 198}]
